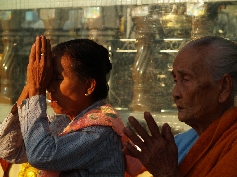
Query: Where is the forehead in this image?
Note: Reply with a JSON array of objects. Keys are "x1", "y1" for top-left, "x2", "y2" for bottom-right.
[
  {"x1": 172, "y1": 49, "x2": 207, "y2": 76},
  {"x1": 52, "y1": 52, "x2": 73, "y2": 74}
]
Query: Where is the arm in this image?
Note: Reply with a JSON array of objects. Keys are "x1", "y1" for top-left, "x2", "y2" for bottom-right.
[
  {"x1": 0, "y1": 34, "x2": 51, "y2": 164},
  {"x1": 0, "y1": 85, "x2": 30, "y2": 163},
  {"x1": 122, "y1": 112, "x2": 183, "y2": 177},
  {"x1": 0, "y1": 109, "x2": 27, "y2": 163}
]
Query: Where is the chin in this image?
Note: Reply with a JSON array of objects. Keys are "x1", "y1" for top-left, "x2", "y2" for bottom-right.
[{"x1": 177, "y1": 113, "x2": 187, "y2": 123}]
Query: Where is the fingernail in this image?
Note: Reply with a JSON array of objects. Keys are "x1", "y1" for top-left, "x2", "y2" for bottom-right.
[
  {"x1": 144, "y1": 111, "x2": 150, "y2": 116},
  {"x1": 128, "y1": 116, "x2": 134, "y2": 121}
]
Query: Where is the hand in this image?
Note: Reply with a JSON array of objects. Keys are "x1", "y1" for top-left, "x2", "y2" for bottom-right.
[
  {"x1": 122, "y1": 112, "x2": 182, "y2": 177},
  {"x1": 27, "y1": 35, "x2": 53, "y2": 96}
]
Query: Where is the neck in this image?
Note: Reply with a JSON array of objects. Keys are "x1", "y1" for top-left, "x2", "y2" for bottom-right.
[{"x1": 190, "y1": 105, "x2": 234, "y2": 135}]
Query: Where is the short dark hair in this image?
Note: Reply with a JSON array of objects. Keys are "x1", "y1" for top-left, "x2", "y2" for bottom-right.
[{"x1": 52, "y1": 39, "x2": 112, "y2": 101}]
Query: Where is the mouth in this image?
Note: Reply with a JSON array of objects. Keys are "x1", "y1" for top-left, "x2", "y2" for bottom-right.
[{"x1": 176, "y1": 106, "x2": 184, "y2": 111}]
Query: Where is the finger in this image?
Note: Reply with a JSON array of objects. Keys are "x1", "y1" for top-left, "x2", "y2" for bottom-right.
[
  {"x1": 161, "y1": 123, "x2": 176, "y2": 147},
  {"x1": 46, "y1": 38, "x2": 52, "y2": 68},
  {"x1": 41, "y1": 35, "x2": 47, "y2": 53},
  {"x1": 123, "y1": 126, "x2": 146, "y2": 149},
  {"x1": 29, "y1": 43, "x2": 36, "y2": 65},
  {"x1": 35, "y1": 36, "x2": 41, "y2": 65},
  {"x1": 122, "y1": 142, "x2": 141, "y2": 159},
  {"x1": 144, "y1": 111, "x2": 161, "y2": 139},
  {"x1": 40, "y1": 35, "x2": 47, "y2": 67},
  {"x1": 122, "y1": 147, "x2": 134, "y2": 157},
  {"x1": 27, "y1": 43, "x2": 36, "y2": 85},
  {"x1": 128, "y1": 116, "x2": 151, "y2": 141}
]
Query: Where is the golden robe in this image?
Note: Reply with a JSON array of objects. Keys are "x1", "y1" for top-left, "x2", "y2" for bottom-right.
[{"x1": 180, "y1": 107, "x2": 237, "y2": 177}]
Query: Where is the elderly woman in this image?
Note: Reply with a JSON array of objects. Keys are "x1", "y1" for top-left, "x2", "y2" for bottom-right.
[
  {"x1": 123, "y1": 36, "x2": 237, "y2": 177},
  {"x1": 0, "y1": 36, "x2": 142, "y2": 177}
]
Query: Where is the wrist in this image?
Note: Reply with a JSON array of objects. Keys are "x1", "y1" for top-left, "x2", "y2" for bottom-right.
[
  {"x1": 17, "y1": 86, "x2": 29, "y2": 106},
  {"x1": 11, "y1": 102, "x2": 18, "y2": 115}
]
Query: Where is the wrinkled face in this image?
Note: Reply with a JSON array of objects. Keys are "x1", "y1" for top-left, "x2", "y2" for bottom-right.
[
  {"x1": 172, "y1": 48, "x2": 220, "y2": 127},
  {"x1": 47, "y1": 52, "x2": 89, "y2": 119}
]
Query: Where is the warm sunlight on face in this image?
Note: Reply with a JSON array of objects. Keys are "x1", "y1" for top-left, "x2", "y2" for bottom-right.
[{"x1": 47, "y1": 52, "x2": 88, "y2": 119}]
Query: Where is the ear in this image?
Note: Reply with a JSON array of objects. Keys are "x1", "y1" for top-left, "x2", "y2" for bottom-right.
[
  {"x1": 219, "y1": 74, "x2": 232, "y2": 103},
  {"x1": 86, "y1": 78, "x2": 96, "y2": 95}
]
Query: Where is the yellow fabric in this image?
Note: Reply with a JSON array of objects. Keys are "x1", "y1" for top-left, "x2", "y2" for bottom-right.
[{"x1": 18, "y1": 163, "x2": 39, "y2": 177}]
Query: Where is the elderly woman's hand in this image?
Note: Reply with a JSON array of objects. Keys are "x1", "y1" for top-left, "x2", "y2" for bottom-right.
[
  {"x1": 27, "y1": 35, "x2": 53, "y2": 96},
  {"x1": 122, "y1": 112, "x2": 182, "y2": 177}
]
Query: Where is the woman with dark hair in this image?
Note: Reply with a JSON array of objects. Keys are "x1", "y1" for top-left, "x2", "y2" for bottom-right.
[{"x1": 0, "y1": 36, "x2": 142, "y2": 177}]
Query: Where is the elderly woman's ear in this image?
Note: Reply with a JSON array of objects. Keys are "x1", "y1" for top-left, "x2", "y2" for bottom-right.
[
  {"x1": 85, "y1": 78, "x2": 96, "y2": 96},
  {"x1": 218, "y1": 73, "x2": 232, "y2": 103}
]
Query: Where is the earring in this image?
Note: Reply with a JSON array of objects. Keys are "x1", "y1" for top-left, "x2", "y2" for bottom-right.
[{"x1": 85, "y1": 93, "x2": 89, "y2": 96}]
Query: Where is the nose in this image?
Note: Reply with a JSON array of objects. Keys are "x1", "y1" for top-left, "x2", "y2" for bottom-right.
[{"x1": 172, "y1": 83, "x2": 181, "y2": 101}]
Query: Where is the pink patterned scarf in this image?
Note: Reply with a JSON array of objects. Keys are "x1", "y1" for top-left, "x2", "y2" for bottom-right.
[{"x1": 39, "y1": 103, "x2": 143, "y2": 177}]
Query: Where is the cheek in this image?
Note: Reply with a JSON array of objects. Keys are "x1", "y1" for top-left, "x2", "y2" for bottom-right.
[
  {"x1": 188, "y1": 89, "x2": 214, "y2": 118},
  {"x1": 59, "y1": 79, "x2": 78, "y2": 96},
  {"x1": 181, "y1": 86, "x2": 202, "y2": 111},
  {"x1": 60, "y1": 81, "x2": 85, "y2": 104}
]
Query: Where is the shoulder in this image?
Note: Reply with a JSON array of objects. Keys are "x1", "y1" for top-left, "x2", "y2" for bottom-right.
[
  {"x1": 81, "y1": 126, "x2": 116, "y2": 135},
  {"x1": 77, "y1": 126, "x2": 122, "y2": 145},
  {"x1": 175, "y1": 128, "x2": 199, "y2": 164}
]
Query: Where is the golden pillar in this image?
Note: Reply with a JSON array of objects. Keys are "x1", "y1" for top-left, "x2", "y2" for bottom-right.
[{"x1": 0, "y1": 10, "x2": 24, "y2": 104}]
